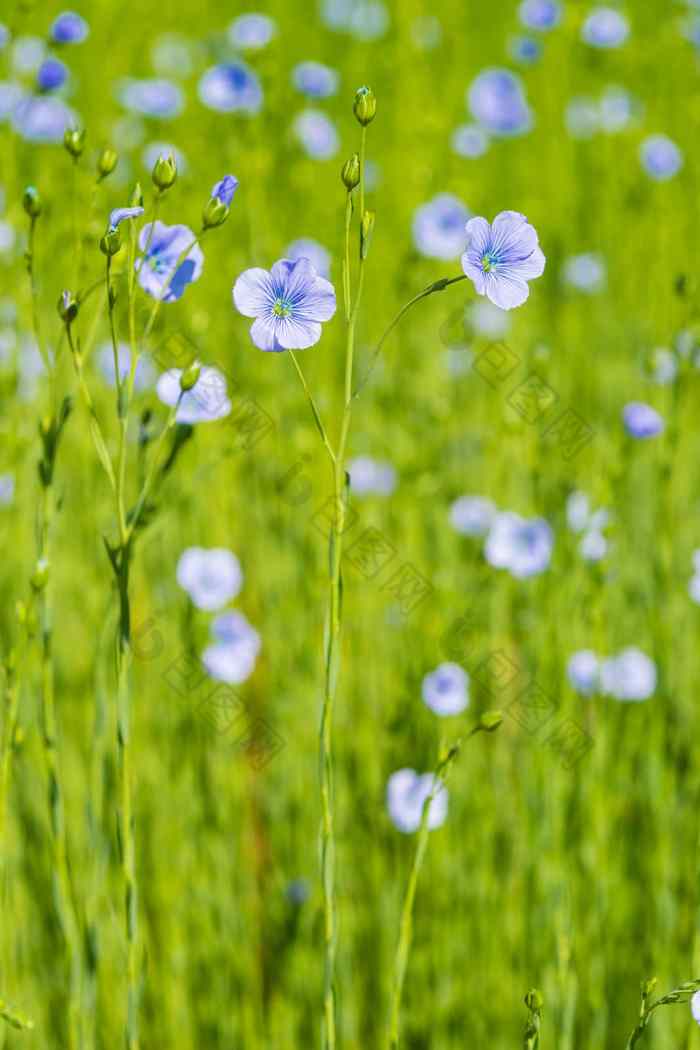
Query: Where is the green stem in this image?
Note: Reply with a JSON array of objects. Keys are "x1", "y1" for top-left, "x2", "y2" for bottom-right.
[{"x1": 288, "y1": 351, "x2": 336, "y2": 466}]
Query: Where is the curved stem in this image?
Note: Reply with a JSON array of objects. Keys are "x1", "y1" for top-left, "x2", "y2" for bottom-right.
[{"x1": 288, "y1": 351, "x2": 336, "y2": 466}]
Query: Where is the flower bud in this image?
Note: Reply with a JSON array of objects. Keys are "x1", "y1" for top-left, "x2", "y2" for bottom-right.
[
  {"x1": 341, "y1": 153, "x2": 360, "y2": 191},
  {"x1": 97, "y1": 147, "x2": 118, "y2": 180},
  {"x1": 63, "y1": 127, "x2": 85, "y2": 158},
  {"x1": 57, "y1": 290, "x2": 79, "y2": 324},
  {"x1": 479, "y1": 710, "x2": 503, "y2": 733},
  {"x1": 23, "y1": 185, "x2": 42, "y2": 219},
  {"x1": 152, "y1": 153, "x2": 177, "y2": 192},
  {"x1": 202, "y1": 197, "x2": 229, "y2": 230},
  {"x1": 130, "y1": 182, "x2": 144, "y2": 208},
  {"x1": 180, "y1": 360, "x2": 201, "y2": 392},
  {"x1": 100, "y1": 226, "x2": 122, "y2": 256},
  {"x1": 353, "y1": 86, "x2": 376, "y2": 126},
  {"x1": 360, "y1": 209, "x2": 375, "y2": 259},
  {"x1": 524, "y1": 989, "x2": 543, "y2": 1012},
  {"x1": 30, "y1": 559, "x2": 50, "y2": 592}
]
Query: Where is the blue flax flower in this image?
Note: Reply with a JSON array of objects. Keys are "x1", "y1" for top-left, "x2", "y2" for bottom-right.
[
  {"x1": 136, "y1": 221, "x2": 203, "y2": 302},
  {"x1": 581, "y1": 7, "x2": 629, "y2": 48},
  {"x1": 233, "y1": 257, "x2": 336, "y2": 351},
  {"x1": 623, "y1": 401, "x2": 664, "y2": 438},
  {"x1": 461, "y1": 210, "x2": 545, "y2": 309},
  {"x1": 211, "y1": 175, "x2": 239, "y2": 206},
  {"x1": 640, "y1": 135, "x2": 683, "y2": 181},
  {"x1": 198, "y1": 62, "x2": 263, "y2": 114},
  {"x1": 50, "y1": 11, "x2": 89, "y2": 44},
  {"x1": 37, "y1": 57, "x2": 67, "y2": 92},
  {"x1": 467, "y1": 68, "x2": 532, "y2": 137},
  {"x1": 109, "y1": 206, "x2": 144, "y2": 228}
]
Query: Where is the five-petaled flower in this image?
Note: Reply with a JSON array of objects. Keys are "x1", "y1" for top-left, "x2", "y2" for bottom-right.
[
  {"x1": 233, "y1": 257, "x2": 336, "y2": 351},
  {"x1": 136, "y1": 220, "x2": 203, "y2": 302},
  {"x1": 461, "y1": 210, "x2": 545, "y2": 309}
]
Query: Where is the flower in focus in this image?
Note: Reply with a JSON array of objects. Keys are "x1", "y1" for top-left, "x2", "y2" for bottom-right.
[
  {"x1": 467, "y1": 68, "x2": 532, "y2": 137},
  {"x1": 581, "y1": 7, "x2": 629, "y2": 48},
  {"x1": 203, "y1": 610, "x2": 261, "y2": 685},
  {"x1": 422, "y1": 663, "x2": 469, "y2": 716},
  {"x1": 176, "y1": 547, "x2": 243, "y2": 611},
  {"x1": 156, "y1": 366, "x2": 231, "y2": 424},
  {"x1": 136, "y1": 221, "x2": 203, "y2": 302},
  {"x1": 461, "y1": 211, "x2": 546, "y2": 310},
  {"x1": 600, "y1": 648, "x2": 656, "y2": 701},
  {"x1": 50, "y1": 11, "x2": 89, "y2": 44},
  {"x1": 640, "y1": 135, "x2": 683, "y2": 181},
  {"x1": 211, "y1": 175, "x2": 239, "y2": 206},
  {"x1": 292, "y1": 61, "x2": 339, "y2": 99},
  {"x1": 293, "y1": 109, "x2": 339, "y2": 160},
  {"x1": 228, "y1": 13, "x2": 277, "y2": 49},
  {"x1": 562, "y1": 253, "x2": 606, "y2": 294},
  {"x1": 567, "y1": 651, "x2": 600, "y2": 696},
  {"x1": 413, "y1": 194, "x2": 471, "y2": 261},
  {"x1": 117, "y1": 78, "x2": 183, "y2": 119},
  {"x1": 233, "y1": 257, "x2": 336, "y2": 352},
  {"x1": 37, "y1": 57, "x2": 67, "y2": 92},
  {"x1": 451, "y1": 123, "x2": 490, "y2": 158},
  {"x1": 386, "y1": 769, "x2": 448, "y2": 834},
  {"x1": 347, "y1": 456, "x2": 396, "y2": 496},
  {"x1": 109, "y1": 206, "x2": 144, "y2": 228},
  {"x1": 485, "y1": 511, "x2": 553, "y2": 577},
  {"x1": 623, "y1": 402, "x2": 664, "y2": 439},
  {"x1": 449, "y1": 495, "x2": 496, "y2": 537},
  {"x1": 286, "y1": 238, "x2": 331, "y2": 278},
  {"x1": 198, "y1": 62, "x2": 263, "y2": 114},
  {"x1": 518, "y1": 0, "x2": 561, "y2": 30}
]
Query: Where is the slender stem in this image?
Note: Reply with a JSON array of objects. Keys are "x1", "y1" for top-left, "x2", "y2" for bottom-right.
[
  {"x1": 126, "y1": 398, "x2": 181, "y2": 541},
  {"x1": 288, "y1": 352, "x2": 336, "y2": 466},
  {"x1": 353, "y1": 274, "x2": 468, "y2": 399}
]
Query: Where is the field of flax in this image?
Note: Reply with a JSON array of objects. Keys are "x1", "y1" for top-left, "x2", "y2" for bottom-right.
[{"x1": 2, "y1": 0, "x2": 700, "y2": 1048}]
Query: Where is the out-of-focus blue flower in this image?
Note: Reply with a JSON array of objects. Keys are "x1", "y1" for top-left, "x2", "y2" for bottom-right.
[
  {"x1": 198, "y1": 62, "x2": 263, "y2": 114},
  {"x1": 565, "y1": 96, "x2": 599, "y2": 139},
  {"x1": 509, "y1": 36, "x2": 542, "y2": 65},
  {"x1": 177, "y1": 547, "x2": 243, "y2": 611},
  {"x1": 623, "y1": 401, "x2": 664, "y2": 438},
  {"x1": 286, "y1": 879, "x2": 310, "y2": 905},
  {"x1": 485, "y1": 511, "x2": 553, "y2": 577},
  {"x1": 203, "y1": 610, "x2": 261, "y2": 684},
  {"x1": 0, "y1": 220, "x2": 15, "y2": 254},
  {"x1": 228, "y1": 13, "x2": 276, "y2": 49},
  {"x1": 142, "y1": 141, "x2": 186, "y2": 175},
  {"x1": 233, "y1": 257, "x2": 336, "y2": 352},
  {"x1": 689, "y1": 554, "x2": 700, "y2": 603},
  {"x1": 580, "y1": 529, "x2": 607, "y2": 562},
  {"x1": 467, "y1": 68, "x2": 532, "y2": 137},
  {"x1": 0, "y1": 472, "x2": 14, "y2": 506},
  {"x1": 462, "y1": 211, "x2": 545, "y2": 310},
  {"x1": 519, "y1": 0, "x2": 561, "y2": 30},
  {"x1": 97, "y1": 341, "x2": 154, "y2": 391},
  {"x1": 286, "y1": 238, "x2": 331, "y2": 278},
  {"x1": 581, "y1": 7, "x2": 629, "y2": 48},
  {"x1": 37, "y1": 57, "x2": 67, "y2": 92},
  {"x1": 451, "y1": 123, "x2": 489, "y2": 158},
  {"x1": 422, "y1": 663, "x2": 469, "y2": 716},
  {"x1": 640, "y1": 135, "x2": 683, "y2": 181},
  {"x1": 0, "y1": 83, "x2": 23, "y2": 121},
  {"x1": 470, "y1": 300, "x2": 511, "y2": 338},
  {"x1": 12, "y1": 36, "x2": 45, "y2": 74},
  {"x1": 449, "y1": 495, "x2": 496, "y2": 537},
  {"x1": 413, "y1": 194, "x2": 471, "y2": 261},
  {"x1": 650, "y1": 347, "x2": 677, "y2": 386},
  {"x1": 212, "y1": 174, "x2": 239, "y2": 206},
  {"x1": 562, "y1": 252, "x2": 606, "y2": 293},
  {"x1": 600, "y1": 648, "x2": 656, "y2": 701},
  {"x1": 567, "y1": 650, "x2": 600, "y2": 696},
  {"x1": 11, "y1": 95, "x2": 74, "y2": 142},
  {"x1": 50, "y1": 11, "x2": 89, "y2": 44},
  {"x1": 386, "y1": 769, "x2": 448, "y2": 834},
  {"x1": 293, "y1": 109, "x2": 339, "y2": 160},
  {"x1": 117, "y1": 78, "x2": 183, "y2": 119},
  {"x1": 136, "y1": 221, "x2": 203, "y2": 302},
  {"x1": 157, "y1": 366, "x2": 231, "y2": 424},
  {"x1": 292, "y1": 61, "x2": 339, "y2": 99},
  {"x1": 599, "y1": 85, "x2": 636, "y2": 132},
  {"x1": 347, "y1": 456, "x2": 396, "y2": 495},
  {"x1": 320, "y1": 0, "x2": 389, "y2": 38},
  {"x1": 691, "y1": 991, "x2": 700, "y2": 1026},
  {"x1": 0, "y1": 24, "x2": 9, "y2": 50},
  {"x1": 109, "y1": 206, "x2": 144, "y2": 228}
]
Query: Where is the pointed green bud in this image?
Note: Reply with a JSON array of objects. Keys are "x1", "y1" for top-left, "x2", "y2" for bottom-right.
[
  {"x1": 180, "y1": 360, "x2": 201, "y2": 392},
  {"x1": 202, "y1": 197, "x2": 229, "y2": 230},
  {"x1": 152, "y1": 153, "x2": 177, "y2": 192},
  {"x1": 97, "y1": 147, "x2": 118, "y2": 180},
  {"x1": 525, "y1": 989, "x2": 543, "y2": 1013},
  {"x1": 353, "y1": 86, "x2": 376, "y2": 126},
  {"x1": 341, "y1": 153, "x2": 361, "y2": 191},
  {"x1": 360, "y1": 209, "x2": 375, "y2": 259},
  {"x1": 63, "y1": 127, "x2": 85, "y2": 158},
  {"x1": 130, "y1": 182, "x2": 144, "y2": 208},
  {"x1": 30, "y1": 559, "x2": 50, "y2": 592},
  {"x1": 100, "y1": 225, "x2": 122, "y2": 256},
  {"x1": 22, "y1": 185, "x2": 42, "y2": 219},
  {"x1": 57, "y1": 290, "x2": 79, "y2": 324},
  {"x1": 479, "y1": 710, "x2": 503, "y2": 733}
]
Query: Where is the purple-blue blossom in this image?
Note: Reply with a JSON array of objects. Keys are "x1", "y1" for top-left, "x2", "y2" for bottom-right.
[
  {"x1": 567, "y1": 651, "x2": 600, "y2": 696},
  {"x1": 228, "y1": 13, "x2": 276, "y2": 49},
  {"x1": 157, "y1": 366, "x2": 231, "y2": 424},
  {"x1": 285, "y1": 238, "x2": 331, "y2": 278},
  {"x1": 386, "y1": 769, "x2": 448, "y2": 834},
  {"x1": 485, "y1": 511, "x2": 553, "y2": 577},
  {"x1": 109, "y1": 206, "x2": 144, "y2": 228},
  {"x1": 600, "y1": 648, "x2": 656, "y2": 701},
  {"x1": 422, "y1": 663, "x2": 469, "y2": 716},
  {"x1": 640, "y1": 135, "x2": 683, "y2": 181},
  {"x1": 292, "y1": 61, "x2": 339, "y2": 99},
  {"x1": 136, "y1": 221, "x2": 203, "y2": 302},
  {"x1": 461, "y1": 211, "x2": 545, "y2": 309},
  {"x1": 451, "y1": 123, "x2": 489, "y2": 158},
  {"x1": 581, "y1": 7, "x2": 629, "y2": 48},
  {"x1": 117, "y1": 78, "x2": 183, "y2": 119},
  {"x1": 176, "y1": 547, "x2": 243, "y2": 611},
  {"x1": 198, "y1": 62, "x2": 263, "y2": 115},
  {"x1": 413, "y1": 194, "x2": 471, "y2": 261},
  {"x1": 203, "y1": 611, "x2": 261, "y2": 685},
  {"x1": 212, "y1": 175, "x2": 239, "y2": 207},
  {"x1": 467, "y1": 68, "x2": 532, "y2": 137},
  {"x1": 623, "y1": 402, "x2": 664, "y2": 439},
  {"x1": 37, "y1": 57, "x2": 67, "y2": 92},
  {"x1": 50, "y1": 11, "x2": 89, "y2": 44},
  {"x1": 11, "y1": 95, "x2": 74, "y2": 143},
  {"x1": 519, "y1": 0, "x2": 561, "y2": 30},
  {"x1": 233, "y1": 257, "x2": 337, "y2": 352},
  {"x1": 293, "y1": 109, "x2": 339, "y2": 160}
]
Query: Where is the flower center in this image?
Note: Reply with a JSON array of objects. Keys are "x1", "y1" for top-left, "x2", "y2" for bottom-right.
[
  {"x1": 481, "y1": 251, "x2": 498, "y2": 273},
  {"x1": 273, "y1": 297, "x2": 293, "y2": 318}
]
